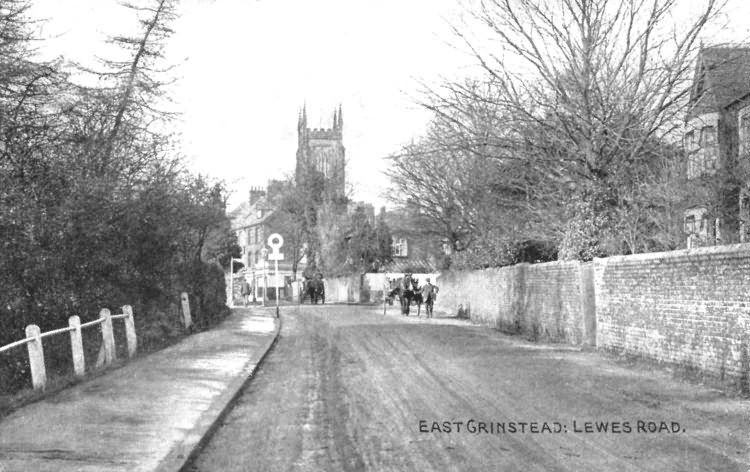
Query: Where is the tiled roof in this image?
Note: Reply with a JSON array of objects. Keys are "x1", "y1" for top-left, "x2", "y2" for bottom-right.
[
  {"x1": 383, "y1": 208, "x2": 423, "y2": 235},
  {"x1": 690, "y1": 47, "x2": 750, "y2": 115},
  {"x1": 379, "y1": 257, "x2": 440, "y2": 273}
]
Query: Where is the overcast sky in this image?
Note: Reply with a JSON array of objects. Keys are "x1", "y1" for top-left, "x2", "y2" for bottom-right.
[
  {"x1": 30, "y1": 0, "x2": 474, "y2": 210},
  {"x1": 28, "y1": 0, "x2": 750, "y2": 211}
]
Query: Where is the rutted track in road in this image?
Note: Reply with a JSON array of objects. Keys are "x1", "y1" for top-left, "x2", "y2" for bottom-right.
[{"x1": 188, "y1": 305, "x2": 750, "y2": 472}]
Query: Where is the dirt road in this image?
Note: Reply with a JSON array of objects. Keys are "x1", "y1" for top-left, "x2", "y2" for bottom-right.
[{"x1": 188, "y1": 305, "x2": 750, "y2": 471}]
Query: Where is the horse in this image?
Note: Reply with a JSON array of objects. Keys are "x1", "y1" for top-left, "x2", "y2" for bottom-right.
[
  {"x1": 410, "y1": 278, "x2": 424, "y2": 317},
  {"x1": 387, "y1": 274, "x2": 415, "y2": 315}
]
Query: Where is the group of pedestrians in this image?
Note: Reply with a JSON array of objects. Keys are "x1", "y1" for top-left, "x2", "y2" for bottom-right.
[
  {"x1": 239, "y1": 274, "x2": 440, "y2": 315},
  {"x1": 387, "y1": 274, "x2": 440, "y2": 318}
]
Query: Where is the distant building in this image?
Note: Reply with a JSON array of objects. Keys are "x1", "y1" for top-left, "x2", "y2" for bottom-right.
[
  {"x1": 296, "y1": 104, "x2": 346, "y2": 199},
  {"x1": 228, "y1": 182, "x2": 303, "y2": 301},
  {"x1": 228, "y1": 104, "x2": 353, "y2": 301},
  {"x1": 683, "y1": 46, "x2": 750, "y2": 245},
  {"x1": 380, "y1": 204, "x2": 445, "y2": 274},
  {"x1": 347, "y1": 201, "x2": 375, "y2": 224}
]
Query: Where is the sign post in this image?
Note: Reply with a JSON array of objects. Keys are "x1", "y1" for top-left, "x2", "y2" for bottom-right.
[
  {"x1": 260, "y1": 248, "x2": 268, "y2": 307},
  {"x1": 267, "y1": 233, "x2": 284, "y2": 318},
  {"x1": 383, "y1": 281, "x2": 388, "y2": 316}
]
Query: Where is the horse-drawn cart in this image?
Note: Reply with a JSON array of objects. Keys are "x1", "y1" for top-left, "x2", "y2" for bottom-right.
[{"x1": 300, "y1": 275, "x2": 325, "y2": 304}]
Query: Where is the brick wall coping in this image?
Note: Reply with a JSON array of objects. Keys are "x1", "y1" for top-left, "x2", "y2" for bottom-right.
[
  {"x1": 443, "y1": 260, "x2": 583, "y2": 277},
  {"x1": 594, "y1": 242, "x2": 750, "y2": 265},
  {"x1": 444, "y1": 243, "x2": 750, "y2": 275},
  {"x1": 525, "y1": 260, "x2": 582, "y2": 269}
]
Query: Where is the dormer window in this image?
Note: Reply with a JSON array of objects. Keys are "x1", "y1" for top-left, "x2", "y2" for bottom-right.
[
  {"x1": 257, "y1": 209, "x2": 263, "y2": 219},
  {"x1": 685, "y1": 120, "x2": 718, "y2": 180},
  {"x1": 392, "y1": 237, "x2": 408, "y2": 257}
]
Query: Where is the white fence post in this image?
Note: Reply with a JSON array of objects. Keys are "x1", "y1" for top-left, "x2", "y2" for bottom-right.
[
  {"x1": 180, "y1": 292, "x2": 193, "y2": 329},
  {"x1": 100, "y1": 308, "x2": 115, "y2": 365},
  {"x1": 25, "y1": 325, "x2": 46, "y2": 391},
  {"x1": 122, "y1": 305, "x2": 137, "y2": 358},
  {"x1": 68, "y1": 316, "x2": 85, "y2": 377}
]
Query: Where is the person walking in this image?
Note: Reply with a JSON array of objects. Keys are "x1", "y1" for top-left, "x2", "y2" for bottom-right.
[
  {"x1": 240, "y1": 279, "x2": 252, "y2": 307},
  {"x1": 421, "y1": 277, "x2": 439, "y2": 318}
]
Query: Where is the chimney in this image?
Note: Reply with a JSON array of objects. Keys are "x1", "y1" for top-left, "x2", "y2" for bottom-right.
[
  {"x1": 249, "y1": 187, "x2": 265, "y2": 206},
  {"x1": 406, "y1": 197, "x2": 420, "y2": 217}
]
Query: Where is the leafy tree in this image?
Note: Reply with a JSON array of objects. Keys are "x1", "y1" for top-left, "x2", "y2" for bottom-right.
[
  {"x1": 271, "y1": 170, "x2": 326, "y2": 279},
  {"x1": 0, "y1": 0, "x2": 237, "y2": 395},
  {"x1": 333, "y1": 205, "x2": 393, "y2": 275}
]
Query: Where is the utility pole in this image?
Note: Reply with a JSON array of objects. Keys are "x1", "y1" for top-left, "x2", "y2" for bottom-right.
[{"x1": 261, "y1": 248, "x2": 268, "y2": 307}]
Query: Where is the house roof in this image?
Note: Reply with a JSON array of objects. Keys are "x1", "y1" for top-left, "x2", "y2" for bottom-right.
[
  {"x1": 383, "y1": 208, "x2": 423, "y2": 235},
  {"x1": 689, "y1": 47, "x2": 750, "y2": 116},
  {"x1": 228, "y1": 198, "x2": 276, "y2": 229},
  {"x1": 379, "y1": 257, "x2": 440, "y2": 273}
]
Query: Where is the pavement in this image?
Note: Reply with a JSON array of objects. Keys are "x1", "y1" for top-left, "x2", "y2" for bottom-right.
[{"x1": 0, "y1": 307, "x2": 280, "y2": 472}]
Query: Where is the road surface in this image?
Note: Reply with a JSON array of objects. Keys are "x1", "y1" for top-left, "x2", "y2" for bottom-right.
[{"x1": 188, "y1": 304, "x2": 750, "y2": 471}]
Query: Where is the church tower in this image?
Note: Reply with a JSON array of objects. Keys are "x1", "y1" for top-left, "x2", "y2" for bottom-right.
[{"x1": 296, "y1": 104, "x2": 346, "y2": 199}]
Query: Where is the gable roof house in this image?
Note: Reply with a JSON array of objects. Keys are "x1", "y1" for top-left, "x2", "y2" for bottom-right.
[
  {"x1": 683, "y1": 46, "x2": 750, "y2": 246},
  {"x1": 229, "y1": 187, "x2": 278, "y2": 270},
  {"x1": 380, "y1": 204, "x2": 446, "y2": 274},
  {"x1": 228, "y1": 182, "x2": 306, "y2": 302}
]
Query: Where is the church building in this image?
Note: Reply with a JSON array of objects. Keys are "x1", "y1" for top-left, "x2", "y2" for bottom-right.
[{"x1": 295, "y1": 104, "x2": 346, "y2": 199}]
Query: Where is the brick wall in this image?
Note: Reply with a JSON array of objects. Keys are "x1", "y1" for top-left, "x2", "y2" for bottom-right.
[
  {"x1": 594, "y1": 244, "x2": 750, "y2": 379},
  {"x1": 438, "y1": 261, "x2": 591, "y2": 345},
  {"x1": 438, "y1": 267, "x2": 518, "y2": 331},
  {"x1": 323, "y1": 244, "x2": 750, "y2": 381},
  {"x1": 524, "y1": 261, "x2": 586, "y2": 344}
]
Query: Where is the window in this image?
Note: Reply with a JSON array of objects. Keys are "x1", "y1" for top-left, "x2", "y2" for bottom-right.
[
  {"x1": 684, "y1": 215, "x2": 697, "y2": 234},
  {"x1": 741, "y1": 193, "x2": 750, "y2": 242},
  {"x1": 685, "y1": 130, "x2": 697, "y2": 179},
  {"x1": 700, "y1": 125, "x2": 717, "y2": 172},
  {"x1": 238, "y1": 230, "x2": 248, "y2": 247},
  {"x1": 392, "y1": 237, "x2": 408, "y2": 257},
  {"x1": 684, "y1": 208, "x2": 709, "y2": 243},
  {"x1": 740, "y1": 113, "x2": 750, "y2": 157},
  {"x1": 686, "y1": 125, "x2": 717, "y2": 179}
]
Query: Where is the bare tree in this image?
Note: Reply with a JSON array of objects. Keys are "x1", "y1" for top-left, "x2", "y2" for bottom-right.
[
  {"x1": 387, "y1": 82, "x2": 563, "y2": 256},
  {"x1": 415, "y1": 0, "x2": 725, "y2": 259},
  {"x1": 82, "y1": 0, "x2": 179, "y2": 176}
]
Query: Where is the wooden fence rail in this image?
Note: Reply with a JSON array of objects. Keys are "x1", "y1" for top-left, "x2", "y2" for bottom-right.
[{"x1": 0, "y1": 305, "x2": 138, "y2": 391}]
